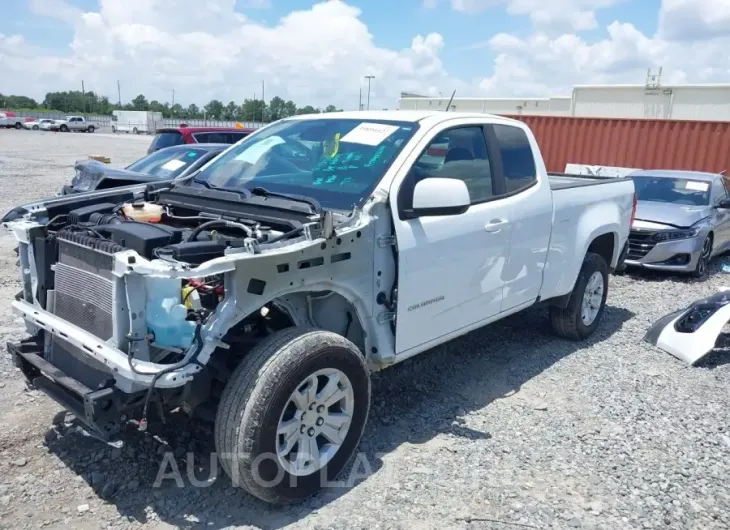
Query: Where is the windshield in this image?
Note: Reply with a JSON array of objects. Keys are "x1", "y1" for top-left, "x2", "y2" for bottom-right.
[
  {"x1": 192, "y1": 118, "x2": 418, "y2": 210},
  {"x1": 126, "y1": 148, "x2": 211, "y2": 178},
  {"x1": 631, "y1": 176, "x2": 711, "y2": 206}
]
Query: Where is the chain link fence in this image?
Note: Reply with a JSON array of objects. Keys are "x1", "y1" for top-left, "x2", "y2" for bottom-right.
[{"x1": 11, "y1": 110, "x2": 266, "y2": 134}]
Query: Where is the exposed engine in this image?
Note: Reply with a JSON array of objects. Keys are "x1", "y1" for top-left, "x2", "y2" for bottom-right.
[{"x1": 33, "y1": 186, "x2": 316, "y2": 361}]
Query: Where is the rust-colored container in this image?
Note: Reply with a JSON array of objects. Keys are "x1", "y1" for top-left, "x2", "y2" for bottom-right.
[{"x1": 504, "y1": 115, "x2": 730, "y2": 175}]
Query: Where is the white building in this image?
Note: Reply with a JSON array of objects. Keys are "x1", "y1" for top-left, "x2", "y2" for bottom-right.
[{"x1": 399, "y1": 75, "x2": 730, "y2": 121}]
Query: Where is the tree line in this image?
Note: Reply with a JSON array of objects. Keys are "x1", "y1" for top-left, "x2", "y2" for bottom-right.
[{"x1": 0, "y1": 91, "x2": 343, "y2": 122}]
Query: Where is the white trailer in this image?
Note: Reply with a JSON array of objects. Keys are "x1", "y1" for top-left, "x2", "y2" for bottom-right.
[{"x1": 111, "y1": 110, "x2": 163, "y2": 134}]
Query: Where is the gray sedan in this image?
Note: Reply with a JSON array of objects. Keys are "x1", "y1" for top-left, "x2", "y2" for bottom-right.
[{"x1": 625, "y1": 169, "x2": 730, "y2": 278}]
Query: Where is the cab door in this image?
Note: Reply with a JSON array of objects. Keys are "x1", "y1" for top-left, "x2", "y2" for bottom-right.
[{"x1": 390, "y1": 123, "x2": 513, "y2": 355}]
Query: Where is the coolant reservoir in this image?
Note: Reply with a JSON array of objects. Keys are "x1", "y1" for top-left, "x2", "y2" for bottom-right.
[
  {"x1": 122, "y1": 202, "x2": 163, "y2": 223},
  {"x1": 144, "y1": 277, "x2": 197, "y2": 349}
]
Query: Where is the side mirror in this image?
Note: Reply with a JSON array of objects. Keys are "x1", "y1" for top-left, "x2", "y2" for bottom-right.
[
  {"x1": 409, "y1": 177, "x2": 470, "y2": 218},
  {"x1": 716, "y1": 198, "x2": 730, "y2": 209}
]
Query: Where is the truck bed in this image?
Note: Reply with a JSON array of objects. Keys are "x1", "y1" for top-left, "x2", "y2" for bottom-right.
[{"x1": 548, "y1": 172, "x2": 627, "y2": 191}]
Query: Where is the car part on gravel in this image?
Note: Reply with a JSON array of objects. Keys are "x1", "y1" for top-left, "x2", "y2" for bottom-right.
[{"x1": 643, "y1": 288, "x2": 730, "y2": 364}]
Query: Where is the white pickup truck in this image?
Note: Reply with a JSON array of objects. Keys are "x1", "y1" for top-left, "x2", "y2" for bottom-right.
[
  {"x1": 3, "y1": 111, "x2": 635, "y2": 504},
  {"x1": 50, "y1": 115, "x2": 97, "y2": 133}
]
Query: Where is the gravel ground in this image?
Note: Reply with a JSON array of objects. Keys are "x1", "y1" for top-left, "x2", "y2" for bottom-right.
[{"x1": 0, "y1": 129, "x2": 729, "y2": 530}]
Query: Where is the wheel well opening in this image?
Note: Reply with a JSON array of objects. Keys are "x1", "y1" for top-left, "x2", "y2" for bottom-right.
[
  {"x1": 192, "y1": 293, "x2": 366, "y2": 420},
  {"x1": 588, "y1": 232, "x2": 615, "y2": 266}
]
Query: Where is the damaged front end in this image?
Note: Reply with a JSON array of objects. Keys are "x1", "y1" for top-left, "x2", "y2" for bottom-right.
[
  {"x1": 643, "y1": 289, "x2": 730, "y2": 365},
  {"x1": 4, "y1": 185, "x2": 383, "y2": 442}
]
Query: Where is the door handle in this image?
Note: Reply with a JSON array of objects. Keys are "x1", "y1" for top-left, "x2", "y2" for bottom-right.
[{"x1": 484, "y1": 219, "x2": 508, "y2": 233}]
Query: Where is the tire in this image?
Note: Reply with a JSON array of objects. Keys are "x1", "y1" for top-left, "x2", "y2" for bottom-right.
[
  {"x1": 133, "y1": 127, "x2": 139, "y2": 134},
  {"x1": 87, "y1": 125, "x2": 95, "y2": 133},
  {"x1": 215, "y1": 327, "x2": 370, "y2": 505},
  {"x1": 111, "y1": 125, "x2": 117, "y2": 133},
  {"x1": 14, "y1": 122, "x2": 22, "y2": 129},
  {"x1": 60, "y1": 125, "x2": 68, "y2": 132},
  {"x1": 550, "y1": 252, "x2": 609, "y2": 341},
  {"x1": 32, "y1": 125, "x2": 39, "y2": 131},
  {"x1": 691, "y1": 234, "x2": 713, "y2": 280}
]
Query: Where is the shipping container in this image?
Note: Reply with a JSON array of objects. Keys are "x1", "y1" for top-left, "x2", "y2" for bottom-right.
[{"x1": 503, "y1": 115, "x2": 730, "y2": 175}]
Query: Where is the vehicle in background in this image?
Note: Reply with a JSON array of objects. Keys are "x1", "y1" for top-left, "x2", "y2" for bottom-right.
[
  {"x1": 60, "y1": 143, "x2": 228, "y2": 194},
  {"x1": 624, "y1": 169, "x2": 730, "y2": 278},
  {"x1": 111, "y1": 110, "x2": 163, "y2": 134},
  {"x1": 147, "y1": 126, "x2": 255, "y2": 154},
  {"x1": 39, "y1": 120, "x2": 58, "y2": 131},
  {"x1": 0, "y1": 111, "x2": 23, "y2": 129},
  {"x1": 50, "y1": 116, "x2": 98, "y2": 133},
  {"x1": 23, "y1": 118, "x2": 56, "y2": 131},
  {"x1": 4, "y1": 111, "x2": 635, "y2": 504}
]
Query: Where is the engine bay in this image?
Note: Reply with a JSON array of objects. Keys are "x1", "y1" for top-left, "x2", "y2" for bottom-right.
[{"x1": 26, "y1": 186, "x2": 331, "y2": 355}]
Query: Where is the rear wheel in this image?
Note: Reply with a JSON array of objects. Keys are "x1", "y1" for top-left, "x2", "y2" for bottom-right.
[
  {"x1": 14, "y1": 122, "x2": 21, "y2": 129},
  {"x1": 550, "y1": 252, "x2": 608, "y2": 341},
  {"x1": 691, "y1": 235, "x2": 712, "y2": 280},
  {"x1": 87, "y1": 125, "x2": 95, "y2": 133},
  {"x1": 133, "y1": 127, "x2": 139, "y2": 134},
  {"x1": 215, "y1": 327, "x2": 370, "y2": 505},
  {"x1": 32, "y1": 125, "x2": 39, "y2": 131}
]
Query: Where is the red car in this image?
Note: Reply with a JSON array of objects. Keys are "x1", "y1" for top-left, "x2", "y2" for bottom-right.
[{"x1": 147, "y1": 126, "x2": 256, "y2": 154}]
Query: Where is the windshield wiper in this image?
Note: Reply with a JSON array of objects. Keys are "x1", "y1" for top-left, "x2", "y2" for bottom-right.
[{"x1": 249, "y1": 187, "x2": 321, "y2": 214}]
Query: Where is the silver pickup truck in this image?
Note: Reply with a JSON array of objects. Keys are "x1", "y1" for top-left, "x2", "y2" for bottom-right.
[
  {"x1": 3, "y1": 111, "x2": 635, "y2": 504},
  {"x1": 50, "y1": 115, "x2": 97, "y2": 133}
]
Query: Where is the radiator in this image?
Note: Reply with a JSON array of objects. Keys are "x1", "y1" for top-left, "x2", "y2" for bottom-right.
[{"x1": 52, "y1": 237, "x2": 118, "y2": 341}]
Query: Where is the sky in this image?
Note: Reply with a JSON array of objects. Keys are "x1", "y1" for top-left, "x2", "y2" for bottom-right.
[{"x1": 0, "y1": 0, "x2": 729, "y2": 110}]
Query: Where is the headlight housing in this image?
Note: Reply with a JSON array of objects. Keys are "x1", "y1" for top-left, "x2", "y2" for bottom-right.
[{"x1": 653, "y1": 228, "x2": 700, "y2": 242}]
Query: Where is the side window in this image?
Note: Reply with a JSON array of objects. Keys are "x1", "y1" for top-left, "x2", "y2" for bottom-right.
[
  {"x1": 721, "y1": 175, "x2": 730, "y2": 197},
  {"x1": 493, "y1": 124, "x2": 537, "y2": 194},
  {"x1": 712, "y1": 178, "x2": 726, "y2": 204},
  {"x1": 411, "y1": 126, "x2": 495, "y2": 204}
]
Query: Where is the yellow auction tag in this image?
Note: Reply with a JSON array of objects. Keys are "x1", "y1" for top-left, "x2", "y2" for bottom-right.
[{"x1": 323, "y1": 133, "x2": 340, "y2": 158}]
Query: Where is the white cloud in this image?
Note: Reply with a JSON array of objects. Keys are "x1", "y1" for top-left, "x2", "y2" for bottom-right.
[
  {"x1": 1, "y1": 0, "x2": 460, "y2": 109},
  {"x1": 475, "y1": 12, "x2": 730, "y2": 97},
  {"x1": 659, "y1": 0, "x2": 730, "y2": 41},
  {"x1": 4, "y1": 0, "x2": 730, "y2": 108},
  {"x1": 426, "y1": 0, "x2": 625, "y2": 31}
]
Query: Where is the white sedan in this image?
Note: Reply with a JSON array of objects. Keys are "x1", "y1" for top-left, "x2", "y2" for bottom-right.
[
  {"x1": 22, "y1": 119, "x2": 55, "y2": 131},
  {"x1": 38, "y1": 120, "x2": 58, "y2": 131}
]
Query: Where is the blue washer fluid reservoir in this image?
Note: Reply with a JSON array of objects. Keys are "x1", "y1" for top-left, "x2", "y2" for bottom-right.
[{"x1": 145, "y1": 277, "x2": 197, "y2": 348}]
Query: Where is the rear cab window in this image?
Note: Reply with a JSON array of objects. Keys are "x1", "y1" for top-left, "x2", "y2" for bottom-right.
[
  {"x1": 149, "y1": 131, "x2": 185, "y2": 151},
  {"x1": 492, "y1": 124, "x2": 537, "y2": 194}
]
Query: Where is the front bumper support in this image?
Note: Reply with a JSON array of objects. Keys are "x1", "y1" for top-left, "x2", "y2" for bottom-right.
[{"x1": 9, "y1": 337, "x2": 128, "y2": 441}]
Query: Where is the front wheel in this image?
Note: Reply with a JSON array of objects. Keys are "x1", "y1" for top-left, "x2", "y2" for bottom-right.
[
  {"x1": 691, "y1": 235, "x2": 713, "y2": 280},
  {"x1": 215, "y1": 327, "x2": 371, "y2": 505},
  {"x1": 60, "y1": 125, "x2": 68, "y2": 132},
  {"x1": 133, "y1": 127, "x2": 139, "y2": 134},
  {"x1": 32, "y1": 125, "x2": 39, "y2": 131},
  {"x1": 550, "y1": 252, "x2": 609, "y2": 341},
  {"x1": 14, "y1": 122, "x2": 22, "y2": 129}
]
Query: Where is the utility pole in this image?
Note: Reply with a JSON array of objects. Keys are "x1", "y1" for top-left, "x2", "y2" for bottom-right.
[
  {"x1": 117, "y1": 80, "x2": 121, "y2": 106},
  {"x1": 364, "y1": 75, "x2": 375, "y2": 110},
  {"x1": 359, "y1": 87, "x2": 362, "y2": 110},
  {"x1": 262, "y1": 80, "x2": 265, "y2": 122},
  {"x1": 172, "y1": 88, "x2": 175, "y2": 107},
  {"x1": 81, "y1": 80, "x2": 85, "y2": 112}
]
